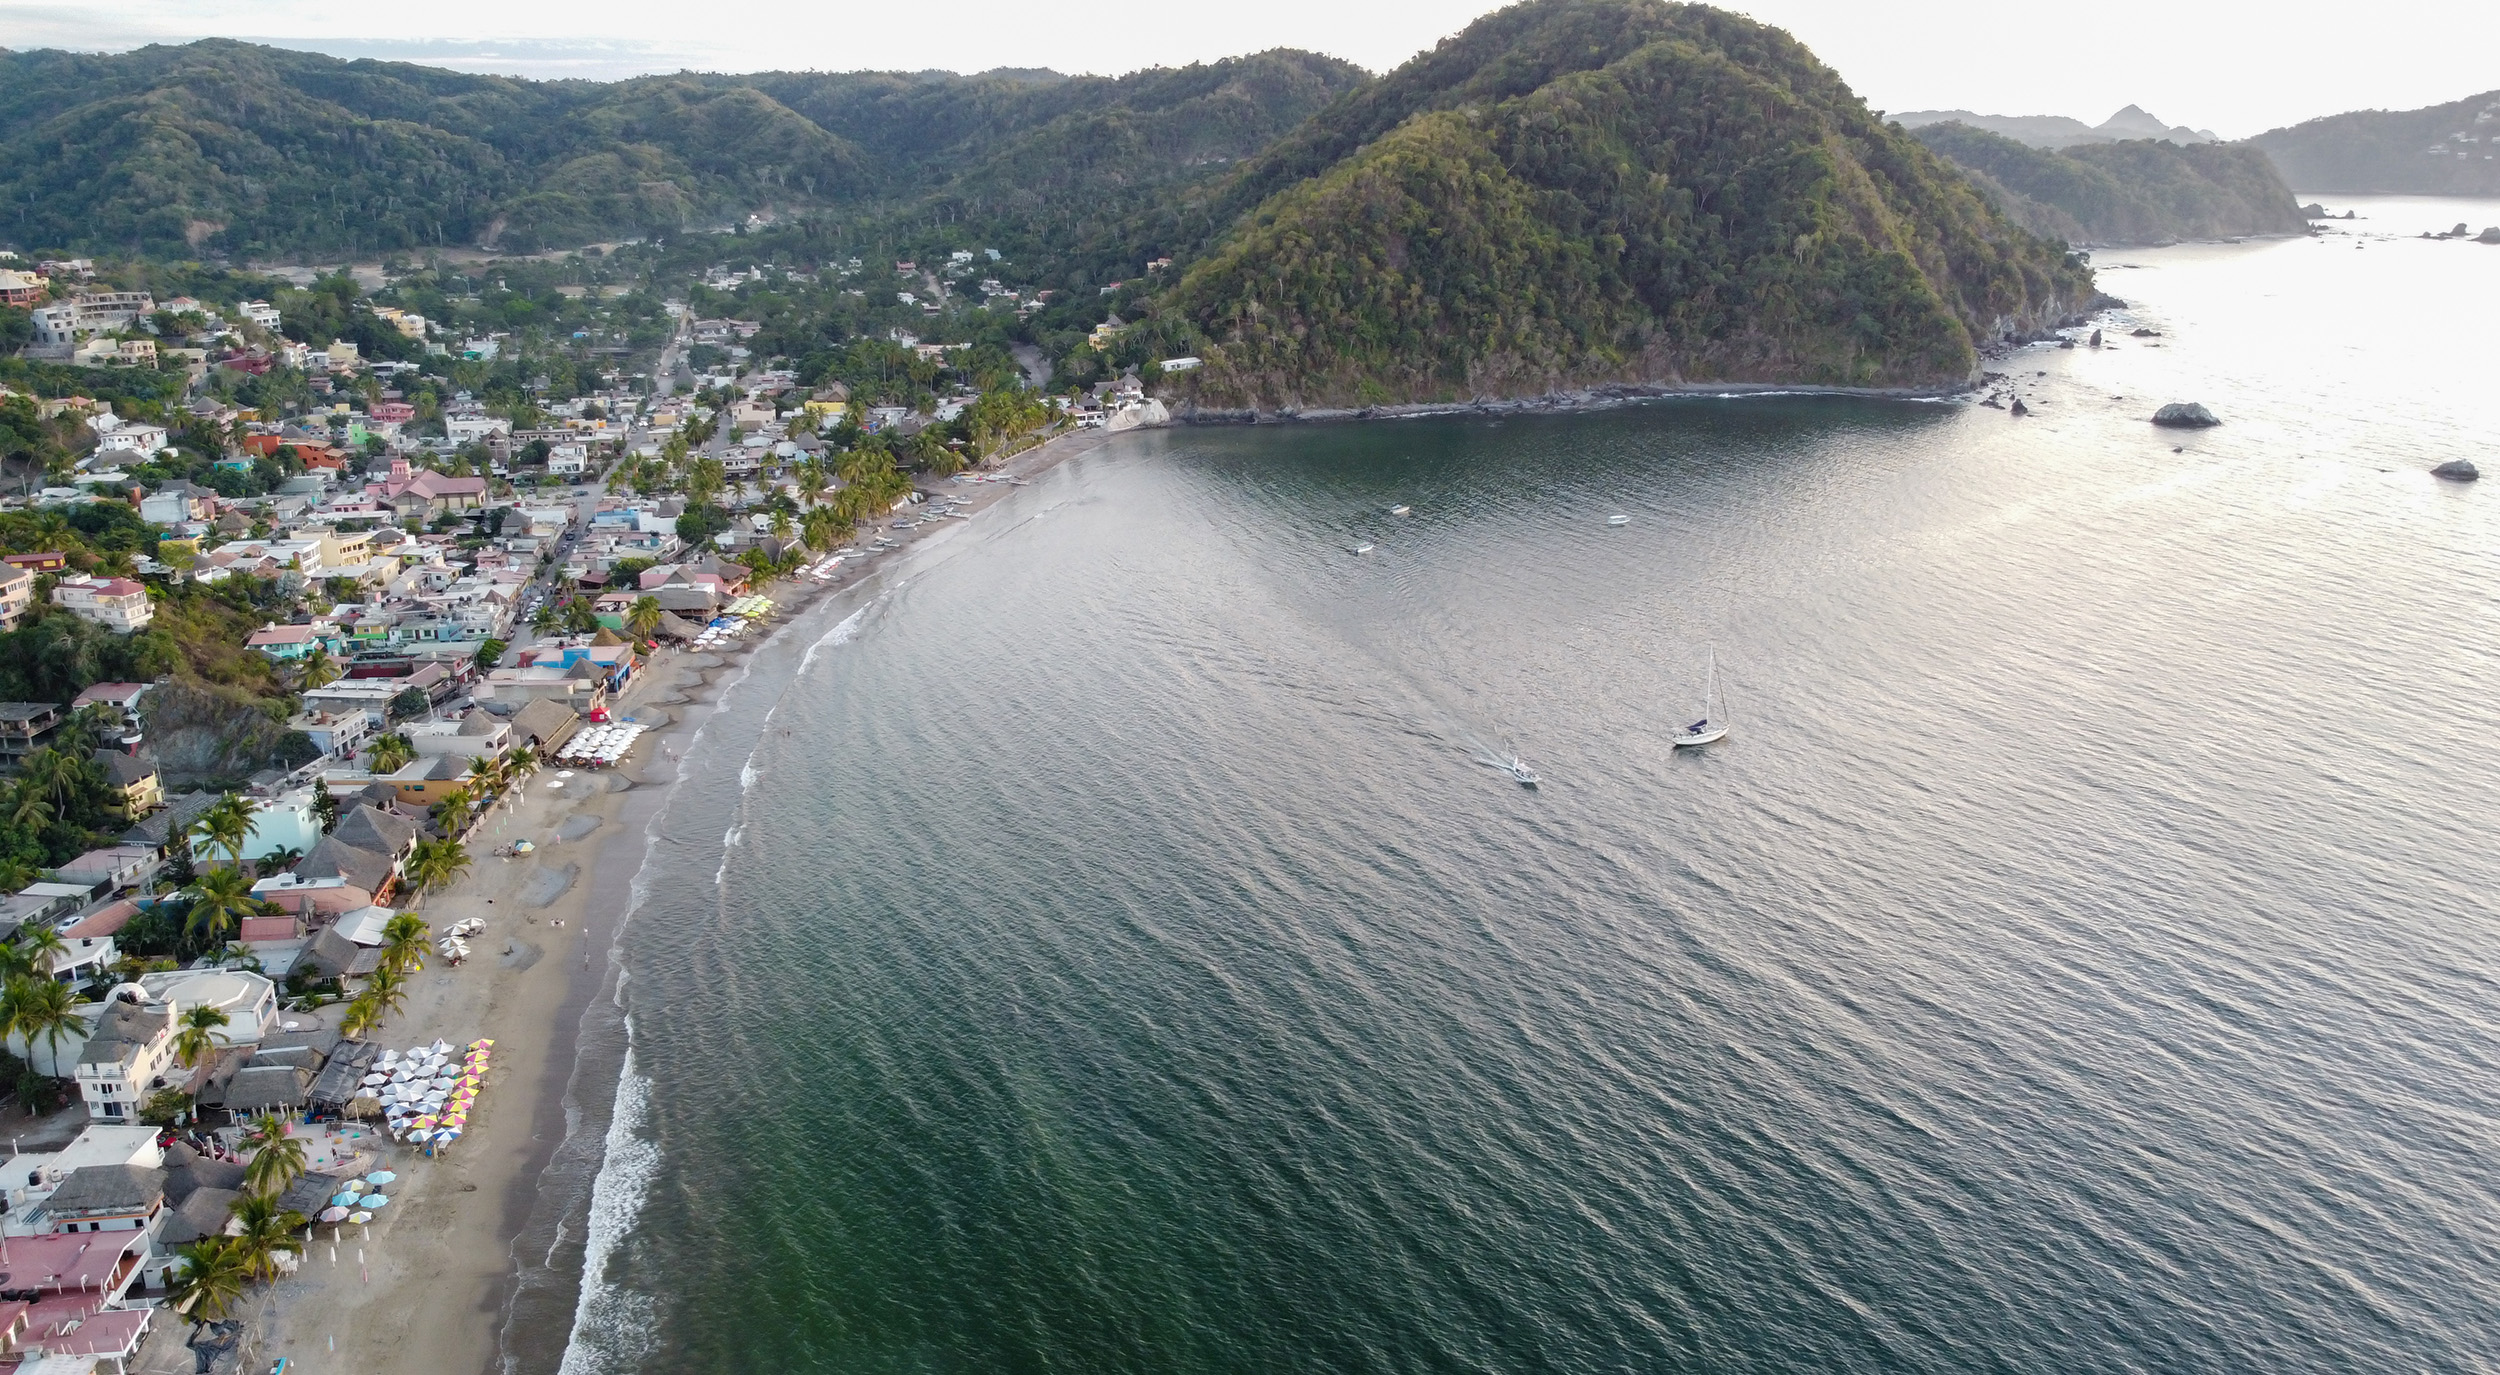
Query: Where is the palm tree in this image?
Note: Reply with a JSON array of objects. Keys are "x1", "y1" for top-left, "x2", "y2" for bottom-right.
[
  {"x1": 239, "y1": 1115, "x2": 310, "y2": 1199},
  {"x1": 172, "y1": 1004, "x2": 231, "y2": 1070},
  {"x1": 503, "y1": 744, "x2": 538, "y2": 778},
  {"x1": 254, "y1": 846, "x2": 303, "y2": 876},
  {"x1": 432, "y1": 787, "x2": 474, "y2": 837},
  {"x1": 339, "y1": 993, "x2": 382, "y2": 1041},
  {"x1": 626, "y1": 596, "x2": 662, "y2": 641},
  {"x1": 795, "y1": 456, "x2": 829, "y2": 508},
  {"x1": 193, "y1": 793, "x2": 256, "y2": 872},
  {"x1": 379, "y1": 913, "x2": 429, "y2": 977},
  {"x1": 226, "y1": 1191, "x2": 307, "y2": 1280},
  {"x1": 168, "y1": 1239, "x2": 251, "y2": 1324},
  {"x1": 468, "y1": 754, "x2": 504, "y2": 798},
  {"x1": 367, "y1": 733, "x2": 416, "y2": 775},
  {"x1": 186, "y1": 866, "x2": 257, "y2": 946},
  {"x1": 1, "y1": 975, "x2": 83, "y2": 1074},
  {"x1": 15, "y1": 925, "x2": 68, "y2": 981},
  {"x1": 296, "y1": 643, "x2": 341, "y2": 690},
  {"x1": 402, "y1": 837, "x2": 470, "y2": 904},
  {"x1": 364, "y1": 966, "x2": 409, "y2": 1018}
]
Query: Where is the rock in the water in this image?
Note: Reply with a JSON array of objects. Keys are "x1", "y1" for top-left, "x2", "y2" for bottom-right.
[
  {"x1": 2300, "y1": 202, "x2": 2329, "y2": 218},
  {"x1": 2479, "y1": 227, "x2": 2500, "y2": 245},
  {"x1": 2151, "y1": 402, "x2": 2220, "y2": 428},
  {"x1": 2431, "y1": 459, "x2": 2480, "y2": 482},
  {"x1": 2089, "y1": 328, "x2": 2103, "y2": 346},
  {"x1": 2130, "y1": 327, "x2": 2161, "y2": 337},
  {"x1": 2009, "y1": 397, "x2": 2029, "y2": 417}
]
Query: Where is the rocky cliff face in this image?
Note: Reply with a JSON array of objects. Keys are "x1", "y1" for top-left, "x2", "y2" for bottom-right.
[{"x1": 140, "y1": 680, "x2": 320, "y2": 788}]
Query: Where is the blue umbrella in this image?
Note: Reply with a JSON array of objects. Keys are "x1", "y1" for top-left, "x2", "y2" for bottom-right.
[
  {"x1": 361, "y1": 1194, "x2": 390, "y2": 1208},
  {"x1": 364, "y1": 1171, "x2": 397, "y2": 1185},
  {"x1": 331, "y1": 1193, "x2": 360, "y2": 1208}
]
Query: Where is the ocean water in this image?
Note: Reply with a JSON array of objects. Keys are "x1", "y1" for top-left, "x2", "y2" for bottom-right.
[{"x1": 535, "y1": 199, "x2": 2500, "y2": 1374}]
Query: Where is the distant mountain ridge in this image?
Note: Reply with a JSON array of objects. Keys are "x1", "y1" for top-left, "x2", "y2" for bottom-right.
[
  {"x1": 0, "y1": 40, "x2": 1367, "y2": 256},
  {"x1": 1910, "y1": 122, "x2": 2305, "y2": 246},
  {"x1": 1894, "y1": 105, "x2": 2219, "y2": 150},
  {"x1": 2251, "y1": 90, "x2": 2500, "y2": 194}
]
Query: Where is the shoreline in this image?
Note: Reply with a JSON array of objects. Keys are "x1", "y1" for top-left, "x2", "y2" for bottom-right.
[
  {"x1": 1165, "y1": 380, "x2": 1978, "y2": 428},
  {"x1": 186, "y1": 419, "x2": 1122, "y2": 1375},
  {"x1": 485, "y1": 418, "x2": 1128, "y2": 1375}
]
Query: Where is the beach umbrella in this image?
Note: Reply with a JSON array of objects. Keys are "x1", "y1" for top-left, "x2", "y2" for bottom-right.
[
  {"x1": 350, "y1": 1211, "x2": 372, "y2": 1225},
  {"x1": 362, "y1": 1194, "x2": 389, "y2": 1208},
  {"x1": 474, "y1": 1039, "x2": 495, "y2": 1049},
  {"x1": 365, "y1": 1171, "x2": 396, "y2": 1185},
  {"x1": 361, "y1": 1073, "x2": 389, "y2": 1086},
  {"x1": 342, "y1": 1179, "x2": 367, "y2": 1194},
  {"x1": 331, "y1": 1193, "x2": 361, "y2": 1208},
  {"x1": 410, "y1": 1115, "x2": 438, "y2": 1129},
  {"x1": 319, "y1": 1206, "x2": 350, "y2": 1223}
]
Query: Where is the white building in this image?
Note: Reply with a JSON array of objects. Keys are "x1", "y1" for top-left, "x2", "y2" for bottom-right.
[
  {"x1": 0, "y1": 1123, "x2": 163, "y2": 1234},
  {"x1": 447, "y1": 414, "x2": 511, "y2": 443},
  {"x1": 50, "y1": 575, "x2": 154, "y2": 632},
  {"x1": 71, "y1": 998, "x2": 177, "y2": 1122},
  {"x1": 240, "y1": 300, "x2": 282, "y2": 331}
]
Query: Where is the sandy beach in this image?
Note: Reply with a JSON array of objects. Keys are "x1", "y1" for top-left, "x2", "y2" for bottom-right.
[{"x1": 141, "y1": 422, "x2": 1125, "y2": 1375}]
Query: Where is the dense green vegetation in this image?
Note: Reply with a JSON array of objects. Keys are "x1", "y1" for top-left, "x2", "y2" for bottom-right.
[
  {"x1": 1911, "y1": 123, "x2": 2308, "y2": 245},
  {"x1": 0, "y1": 41, "x2": 1363, "y2": 259},
  {"x1": 1155, "y1": 0, "x2": 2094, "y2": 408},
  {"x1": 2251, "y1": 91, "x2": 2500, "y2": 196}
]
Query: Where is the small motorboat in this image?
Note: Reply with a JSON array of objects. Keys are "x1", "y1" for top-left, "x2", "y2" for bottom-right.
[
  {"x1": 1607, "y1": 514, "x2": 1631, "y2": 526},
  {"x1": 1352, "y1": 542, "x2": 1375, "y2": 555},
  {"x1": 1389, "y1": 505, "x2": 1411, "y2": 516},
  {"x1": 1503, "y1": 756, "x2": 1540, "y2": 787}
]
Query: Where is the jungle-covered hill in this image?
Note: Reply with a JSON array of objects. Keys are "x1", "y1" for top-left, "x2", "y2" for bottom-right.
[
  {"x1": 1155, "y1": 0, "x2": 2096, "y2": 411},
  {"x1": 0, "y1": 40, "x2": 1365, "y2": 257},
  {"x1": 2250, "y1": 90, "x2": 2500, "y2": 196},
  {"x1": 1910, "y1": 122, "x2": 2309, "y2": 246}
]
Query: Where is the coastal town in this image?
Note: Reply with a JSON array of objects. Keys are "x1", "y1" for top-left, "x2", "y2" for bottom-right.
[{"x1": 0, "y1": 241, "x2": 1175, "y2": 1375}]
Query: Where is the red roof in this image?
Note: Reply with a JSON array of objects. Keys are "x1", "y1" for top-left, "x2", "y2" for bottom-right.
[
  {"x1": 23, "y1": 1304, "x2": 148, "y2": 1357},
  {"x1": 61, "y1": 900, "x2": 138, "y2": 939},
  {"x1": 248, "y1": 623, "x2": 319, "y2": 646},
  {"x1": 0, "y1": 1230, "x2": 145, "y2": 1291},
  {"x1": 237, "y1": 914, "x2": 300, "y2": 942}
]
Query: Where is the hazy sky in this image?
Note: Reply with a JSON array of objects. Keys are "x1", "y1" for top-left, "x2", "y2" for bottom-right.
[{"x1": 0, "y1": 0, "x2": 2488, "y2": 137}]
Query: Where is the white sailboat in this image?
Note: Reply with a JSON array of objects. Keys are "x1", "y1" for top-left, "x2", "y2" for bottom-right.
[{"x1": 1672, "y1": 651, "x2": 1730, "y2": 747}]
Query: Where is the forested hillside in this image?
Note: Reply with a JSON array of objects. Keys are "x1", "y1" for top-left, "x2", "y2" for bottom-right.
[
  {"x1": 1156, "y1": 0, "x2": 2095, "y2": 410},
  {"x1": 2252, "y1": 91, "x2": 2500, "y2": 195},
  {"x1": 1911, "y1": 123, "x2": 2308, "y2": 245},
  {"x1": 0, "y1": 41, "x2": 1363, "y2": 258}
]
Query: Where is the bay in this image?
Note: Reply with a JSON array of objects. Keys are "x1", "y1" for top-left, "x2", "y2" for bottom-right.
[{"x1": 558, "y1": 197, "x2": 2500, "y2": 1373}]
